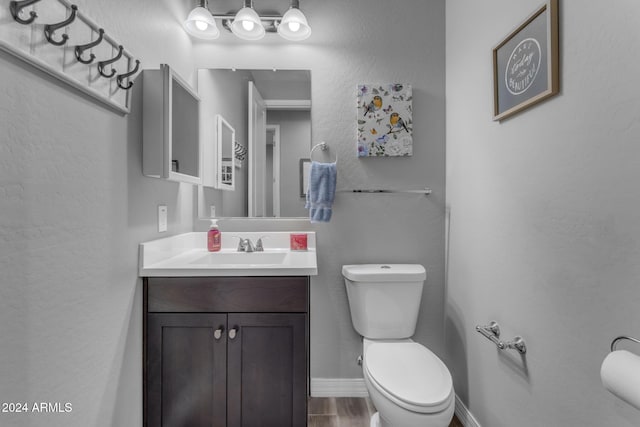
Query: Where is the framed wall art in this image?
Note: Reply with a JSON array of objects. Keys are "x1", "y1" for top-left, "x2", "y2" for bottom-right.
[
  {"x1": 493, "y1": 0, "x2": 559, "y2": 121},
  {"x1": 357, "y1": 83, "x2": 413, "y2": 157}
]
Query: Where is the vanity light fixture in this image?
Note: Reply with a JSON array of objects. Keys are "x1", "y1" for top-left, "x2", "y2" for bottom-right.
[
  {"x1": 183, "y1": 0, "x2": 220, "y2": 39},
  {"x1": 183, "y1": 0, "x2": 311, "y2": 41}
]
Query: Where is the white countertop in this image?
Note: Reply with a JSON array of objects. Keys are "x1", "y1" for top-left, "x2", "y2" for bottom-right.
[{"x1": 139, "y1": 232, "x2": 318, "y2": 277}]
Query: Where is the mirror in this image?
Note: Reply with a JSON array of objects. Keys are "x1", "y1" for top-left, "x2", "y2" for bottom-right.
[
  {"x1": 198, "y1": 69, "x2": 311, "y2": 218},
  {"x1": 171, "y1": 75, "x2": 200, "y2": 180},
  {"x1": 143, "y1": 64, "x2": 201, "y2": 184}
]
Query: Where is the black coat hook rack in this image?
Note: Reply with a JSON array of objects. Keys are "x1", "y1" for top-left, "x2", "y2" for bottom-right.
[
  {"x1": 43, "y1": 4, "x2": 77, "y2": 46},
  {"x1": 3, "y1": 0, "x2": 140, "y2": 113},
  {"x1": 74, "y1": 28, "x2": 104, "y2": 64},
  {"x1": 9, "y1": 0, "x2": 41, "y2": 25}
]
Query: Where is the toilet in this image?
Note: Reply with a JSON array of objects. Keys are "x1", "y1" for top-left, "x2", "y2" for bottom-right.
[{"x1": 342, "y1": 264, "x2": 455, "y2": 427}]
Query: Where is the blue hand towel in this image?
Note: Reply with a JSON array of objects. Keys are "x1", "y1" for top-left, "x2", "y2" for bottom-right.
[{"x1": 305, "y1": 161, "x2": 337, "y2": 223}]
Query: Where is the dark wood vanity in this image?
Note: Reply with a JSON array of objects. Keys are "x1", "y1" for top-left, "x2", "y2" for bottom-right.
[{"x1": 143, "y1": 276, "x2": 309, "y2": 427}]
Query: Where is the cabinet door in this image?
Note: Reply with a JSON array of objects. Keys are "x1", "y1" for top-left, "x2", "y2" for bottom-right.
[
  {"x1": 227, "y1": 313, "x2": 307, "y2": 427},
  {"x1": 147, "y1": 313, "x2": 227, "y2": 427},
  {"x1": 142, "y1": 65, "x2": 201, "y2": 185}
]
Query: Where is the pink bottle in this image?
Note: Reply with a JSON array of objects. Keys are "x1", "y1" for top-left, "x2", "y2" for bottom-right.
[{"x1": 207, "y1": 219, "x2": 221, "y2": 252}]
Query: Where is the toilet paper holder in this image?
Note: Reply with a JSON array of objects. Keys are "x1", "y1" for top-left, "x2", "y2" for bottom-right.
[
  {"x1": 611, "y1": 336, "x2": 640, "y2": 352},
  {"x1": 476, "y1": 321, "x2": 527, "y2": 355}
]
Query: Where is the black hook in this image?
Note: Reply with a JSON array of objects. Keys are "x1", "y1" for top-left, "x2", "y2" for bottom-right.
[
  {"x1": 74, "y1": 28, "x2": 104, "y2": 64},
  {"x1": 43, "y1": 4, "x2": 77, "y2": 46},
  {"x1": 116, "y1": 59, "x2": 140, "y2": 90},
  {"x1": 9, "y1": 0, "x2": 42, "y2": 25},
  {"x1": 97, "y1": 45, "x2": 123, "y2": 79}
]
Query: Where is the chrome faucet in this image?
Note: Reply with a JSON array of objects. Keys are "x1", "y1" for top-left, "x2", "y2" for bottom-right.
[{"x1": 236, "y1": 237, "x2": 264, "y2": 252}]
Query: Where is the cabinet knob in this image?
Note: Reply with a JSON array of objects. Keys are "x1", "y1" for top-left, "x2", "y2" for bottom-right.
[
  {"x1": 228, "y1": 326, "x2": 239, "y2": 340},
  {"x1": 213, "y1": 326, "x2": 225, "y2": 340}
]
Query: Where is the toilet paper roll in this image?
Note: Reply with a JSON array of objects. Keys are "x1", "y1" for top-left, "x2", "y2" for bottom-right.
[{"x1": 600, "y1": 349, "x2": 640, "y2": 410}]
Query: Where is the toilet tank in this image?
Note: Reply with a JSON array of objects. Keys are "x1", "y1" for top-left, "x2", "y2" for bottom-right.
[{"x1": 342, "y1": 264, "x2": 426, "y2": 339}]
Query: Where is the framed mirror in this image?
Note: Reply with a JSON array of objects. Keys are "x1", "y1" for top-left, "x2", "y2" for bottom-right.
[
  {"x1": 143, "y1": 64, "x2": 201, "y2": 185},
  {"x1": 197, "y1": 69, "x2": 311, "y2": 218}
]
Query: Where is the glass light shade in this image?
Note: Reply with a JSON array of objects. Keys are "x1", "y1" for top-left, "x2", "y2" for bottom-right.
[
  {"x1": 230, "y1": 7, "x2": 265, "y2": 40},
  {"x1": 277, "y1": 7, "x2": 311, "y2": 41},
  {"x1": 184, "y1": 6, "x2": 220, "y2": 39}
]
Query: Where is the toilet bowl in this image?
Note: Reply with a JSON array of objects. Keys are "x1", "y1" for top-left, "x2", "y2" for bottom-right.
[
  {"x1": 342, "y1": 264, "x2": 455, "y2": 427},
  {"x1": 363, "y1": 339, "x2": 454, "y2": 427}
]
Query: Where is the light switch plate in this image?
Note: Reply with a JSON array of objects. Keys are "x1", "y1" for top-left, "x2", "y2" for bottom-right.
[{"x1": 158, "y1": 205, "x2": 167, "y2": 233}]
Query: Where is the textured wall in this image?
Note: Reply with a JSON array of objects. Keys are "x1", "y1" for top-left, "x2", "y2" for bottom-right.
[
  {"x1": 0, "y1": 0, "x2": 196, "y2": 426},
  {"x1": 446, "y1": 0, "x2": 640, "y2": 425},
  {"x1": 193, "y1": 0, "x2": 446, "y2": 379}
]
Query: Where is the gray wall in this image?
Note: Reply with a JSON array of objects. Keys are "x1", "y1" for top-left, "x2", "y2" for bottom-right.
[{"x1": 446, "y1": 0, "x2": 640, "y2": 425}]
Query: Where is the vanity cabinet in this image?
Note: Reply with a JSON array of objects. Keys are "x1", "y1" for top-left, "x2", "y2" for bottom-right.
[{"x1": 144, "y1": 276, "x2": 309, "y2": 427}]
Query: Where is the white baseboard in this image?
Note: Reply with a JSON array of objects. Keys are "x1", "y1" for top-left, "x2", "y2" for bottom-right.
[
  {"x1": 310, "y1": 378, "x2": 369, "y2": 397},
  {"x1": 311, "y1": 379, "x2": 480, "y2": 427},
  {"x1": 455, "y1": 395, "x2": 481, "y2": 427}
]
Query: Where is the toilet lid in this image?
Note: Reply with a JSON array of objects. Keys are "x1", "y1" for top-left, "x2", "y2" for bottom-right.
[{"x1": 365, "y1": 342, "x2": 453, "y2": 413}]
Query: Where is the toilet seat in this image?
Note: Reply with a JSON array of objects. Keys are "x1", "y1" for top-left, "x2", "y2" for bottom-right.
[{"x1": 364, "y1": 342, "x2": 453, "y2": 414}]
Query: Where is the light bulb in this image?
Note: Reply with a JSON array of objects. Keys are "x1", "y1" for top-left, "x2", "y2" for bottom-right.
[
  {"x1": 242, "y1": 20, "x2": 255, "y2": 31},
  {"x1": 230, "y1": 6, "x2": 264, "y2": 40},
  {"x1": 278, "y1": 7, "x2": 311, "y2": 41},
  {"x1": 195, "y1": 20, "x2": 208, "y2": 31},
  {"x1": 288, "y1": 21, "x2": 300, "y2": 32},
  {"x1": 184, "y1": 6, "x2": 219, "y2": 39}
]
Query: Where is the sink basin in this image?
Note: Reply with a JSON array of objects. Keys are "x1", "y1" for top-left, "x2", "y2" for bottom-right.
[{"x1": 190, "y1": 251, "x2": 288, "y2": 266}]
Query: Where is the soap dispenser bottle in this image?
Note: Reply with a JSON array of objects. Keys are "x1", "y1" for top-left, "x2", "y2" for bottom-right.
[{"x1": 207, "y1": 219, "x2": 221, "y2": 252}]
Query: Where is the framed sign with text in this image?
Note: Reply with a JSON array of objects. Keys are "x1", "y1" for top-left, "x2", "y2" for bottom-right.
[{"x1": 493, "y1": 0, "x2": 559, "y2": 121}]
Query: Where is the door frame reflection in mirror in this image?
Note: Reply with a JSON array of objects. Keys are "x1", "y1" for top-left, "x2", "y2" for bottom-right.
[
  {"x1": 266, "y1": 124, "x2": 281, "y2": 217},
  {"x1": 216, "y1": 114, "x2": 236, "y2": 191},
  {"x1": 197, "y1": 69, "x2": 312, "y2": 219}
]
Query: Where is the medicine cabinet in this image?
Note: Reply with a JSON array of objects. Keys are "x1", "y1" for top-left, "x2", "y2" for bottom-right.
[
  {"x1": 216, "y1": 114, "x2": 236, "y2": 191},
  {"x1": 143, "y1": 64, "x2": 201, "y2": 185}
]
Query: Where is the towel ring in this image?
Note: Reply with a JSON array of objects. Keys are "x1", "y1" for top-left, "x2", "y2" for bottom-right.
[
  {"x1": 310, "y1": 142, "x2": 337, "y2": 163},
  {"x1": 611, "y1": 336, "x2": 640, "y2": 352}
]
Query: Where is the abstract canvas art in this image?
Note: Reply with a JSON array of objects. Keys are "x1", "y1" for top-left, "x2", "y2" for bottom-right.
[{"x1": 357, "y1": 83, "x2": 413, "y2": 157}]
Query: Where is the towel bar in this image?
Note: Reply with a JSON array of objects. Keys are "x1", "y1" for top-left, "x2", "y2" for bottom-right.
[
  {"x1": 336, "y1": 188, "x2": 432, "y2": 195},
  {"x1": 611, "y1": 336, "x2": 640, "y2": 352}
]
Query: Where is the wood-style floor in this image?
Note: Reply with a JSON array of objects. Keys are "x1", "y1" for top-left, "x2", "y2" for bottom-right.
[{"x1": 308, "y1": 397, "x2": 463, "y2": 427}]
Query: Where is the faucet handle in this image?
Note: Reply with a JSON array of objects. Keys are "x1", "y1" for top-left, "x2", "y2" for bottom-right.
[
  {"x1": 234, "y1": 236, "x2": 245, "y2": 252},
  {"x1": 255, "y1": 235, "x2": 269, "y2": 251}
]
